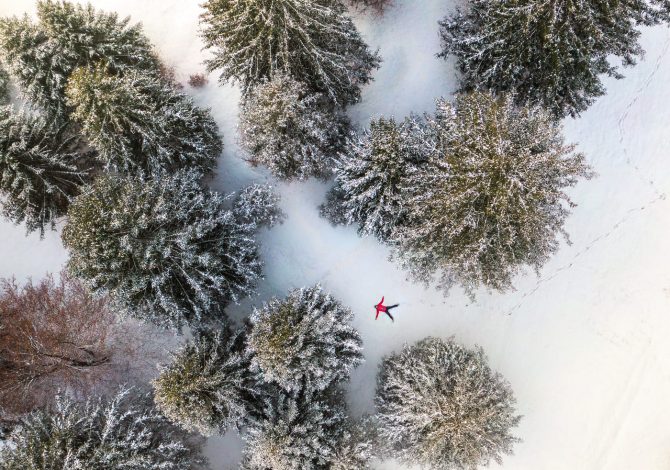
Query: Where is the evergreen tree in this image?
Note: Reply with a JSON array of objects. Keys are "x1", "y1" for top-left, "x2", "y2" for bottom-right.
[
  {"x1": 439, "y1": 0, "x2": 670, "y2": 117},
  {"x1": 153, "y1": 328, "x2": 255, "y2": 436},
  {"x1": 66, "y1": 63, "x2": 221, "y2": 176},
  {"x1": 200, "y1": 0, "x2": 381, "y2": 105},
  {"x1": 395, "y1": 92, "x2": 593, "y2": 294},
  {"x1": 321, "y1": 116, "x2": 428, "y2": 242},
  {"x1": 239, "y1": 74, "x2": 348, "y2": 181},
  {"x1": 375, "y1": 337, "x2": 521, "y2": 470},
  {"x1": 0, "y1": 106, "x2": 86, "y2": 236},
  {"x1": 0, "y1": 0, "x2": 159, "y2": 119},
  {"x1": 62, "y1": 170, "x2": 267, "y2": 330},
  {"x1": 241, "y1": 385, "x2": 348, "y2": 470},
  {"x1": 0, "y1": 389, "x2": 204, "y2": 469},
  {"x1": 247, "y1": 285, "x2": 363, "y2": 393},
  {"x1": 0, "y1": 65, "x2": 9, "y2": 104},
  {"x1": 233, "y1": 183, "x2": 284, "y2": 229}
]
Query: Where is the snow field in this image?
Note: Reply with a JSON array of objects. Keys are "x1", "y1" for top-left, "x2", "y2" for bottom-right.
[{"x1": 1, "y1": 0, "x2": 670, "y2": 469}]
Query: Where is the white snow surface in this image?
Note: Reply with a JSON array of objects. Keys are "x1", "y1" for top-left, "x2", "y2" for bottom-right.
[{"x1": 1, "y1": 1, "x2": 670, "y2": 469}]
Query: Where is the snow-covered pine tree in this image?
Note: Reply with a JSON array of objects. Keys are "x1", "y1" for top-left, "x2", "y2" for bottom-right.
[
  {"x1": 62, "y1": 170, "x2": 265, "y2": 330},
  {"x1": 0, "y1": 0, "x2": 159, "y2": 120},
  {"x1": 439, "y1": 0, "x2": 670, "y2": 117},
  {"x1": 247, "y1": 285, "x2": 363, "y2": 393},
  {"x1": 375, "y1": 337, "x2": 521, "y2": 470},
  {"x1": 200, "y1": 0, "x2": 381, "y2": 105},
  {"x1": 0, "y1": 389, "x2": 204, "y2": 469},
  {"x1": 394, "y1": 92, "x2": 593, "y2": 294},
  {"x1": 153, "y1": 327, "x2": 256, "y2": 436},
  {"x1": 233, "y1": 183, "x2": 284, "y2": 229},
  {"x1": 239, "y1": 74, "x2": 348, "y2": 181},
  {"x1": 0, "y1": 106, "x2": 86, "y2": 236},
  {"x1": 241, "y1": 385, "x2": 348, "y2": 470},
  {"x1": 65, "y1": 63, "x2": 221, "y2": 177},
  {"x1": 0, "y1": 65, "x2": 9, "y2": 103},
  {"x1": 321, "y1": 116, "x2": 429, "y2": 243}
]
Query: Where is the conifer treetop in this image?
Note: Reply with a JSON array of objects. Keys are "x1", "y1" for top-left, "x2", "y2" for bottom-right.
[
  {"x1": 439, "y1": 0, "x2": 670, "y2": 117},
  {"x1": 0, "y1": 388, "x2": 204, "y2": 469},
  {"x1": 153, "y1": 327, "x2": 254, "y2": 436},
  {"x1": 200, "y1": 0, "x2": 380, "y2": 105},
  {"x1": 247, "y1": 285, "x2": 363, "y2": 392},
  {"x1": 0, "y1": 0, "x2": 159, "y2": 119},
  {"x1": 375, "y1": 337, "x2": 521, "y2": 470},
  {"x1": 395, "y1": 92, "x2": 594, "y2": 293},
  {"x1": 0, "y1": 106, "x2": 86, "y2": 236},
  {"x1": 62, "y1": 170, "x2": 264, "y2": 330}
]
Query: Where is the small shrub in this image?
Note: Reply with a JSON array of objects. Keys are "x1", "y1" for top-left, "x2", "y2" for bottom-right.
[{"x1": 188, "y1": 73, "x2": 209, "y2": 88}]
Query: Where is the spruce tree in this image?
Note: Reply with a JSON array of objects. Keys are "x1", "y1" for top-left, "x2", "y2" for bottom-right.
[
  {"x1": 62, "y1": 170, "x2": 267, "y2": 330},
  {"x1": 241, "y1": 385, "x2": 348, "y2": 470},
  {"x1": 0, "y1": 106, "x2": 86, "y2": 236},
  {"x1": 322, "y1": 116, "x2": 428, "y2": 242},
  {"x1": 247, "y1": 285, "x2": 363, "y2": 393},
  {"x1": 239, "y1": 74, "x2": 348, "y2": 181},
  {"x1": 0, "y1": 0, "x2": 159, "y2": 120},
  {"x1": 233, "y1": 183, "x2": 285, "y2": 229},
  {"x1": 395, "y1": 92, "x2": 593, "y2": 294},
  {"x1": 439, "y1": 0, "x2": 670, "y2": 117},
  {"x1": 66, "y1": 63, "x2": 221, "y2": 176},
  {"x1": 375, "y1": 337, "x2": 521, "y2": 470},
  {"x1": 0, "y1": 389, "x2": 204, "y2": 469},
  {"x1": 153, "y1": 328, "x2": 255, "y2": 436},
  {"x1": 200, "y1": 0, "x2": 381, "y2": 105}
]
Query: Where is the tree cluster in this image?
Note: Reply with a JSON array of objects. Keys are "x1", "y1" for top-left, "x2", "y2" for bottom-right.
[
  {"x1": 324, "y1": 92, "x2": 593, "y2": 293},
  {"x1": 0, "y1": 0, "x2": 224, "y2": 236},
  {"x1": 200, "y1": 0, "x2": 380, "y2": 179},
  {"x1": 153, "y1": 328, "x2": 253, "y2": 436},
  {"x1": 241, "y1": 386, "x2": 370, "y2": 470},
  {"x1": 321, "y1": 115, "x2": 429, "y2": 242},
  {"x1": 247, "y1": 285, "x2": 363, "y2": 392},
  {"x1": 438, "y1": 0, "x2": 670, "y2": 117},
  {"x1": 0, "y1": 1, "x2": 278, "y2": 332},
  {"x1": 0, "y1": 274, "x2": 112, "y2": 415},
  {"x1": 152, "y1": 285, "x2": 370, "y2": 469},
  {"x1": 0, "y1": 0, "x2": 159, "y2": 121}
]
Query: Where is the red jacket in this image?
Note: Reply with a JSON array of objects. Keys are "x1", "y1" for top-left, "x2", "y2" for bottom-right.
[{"x1": 375, "y1": 297, "x2": 387, "y2": 319}]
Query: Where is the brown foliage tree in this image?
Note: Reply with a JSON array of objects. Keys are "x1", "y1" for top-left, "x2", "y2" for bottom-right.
[
  {"x1": 0, "y1": 273, "x2": 168, "y2": 417},
  {"x1": 347, "y1": 0, "x2": 393, "y2": 14}
]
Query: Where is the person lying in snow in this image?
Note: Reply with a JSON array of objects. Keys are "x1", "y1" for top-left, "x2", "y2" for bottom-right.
[{"x1": 374, "y1": 296, "x2": 399, "y2": 322}]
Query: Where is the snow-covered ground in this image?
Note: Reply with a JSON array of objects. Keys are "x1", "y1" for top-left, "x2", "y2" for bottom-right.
[{"x1": 2, "y1": 1, "x2": 670, "y2": 469}]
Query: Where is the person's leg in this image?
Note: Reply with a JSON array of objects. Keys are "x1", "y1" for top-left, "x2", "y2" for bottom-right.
[
  {"x1": 386, "y1": 304, "x2": 399, "y2": 311},
  {"x1": 386, "y1": 311, "x2": 394, "y2": 322}
]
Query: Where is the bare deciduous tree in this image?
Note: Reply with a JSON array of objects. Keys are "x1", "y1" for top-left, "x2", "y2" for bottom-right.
[{"x1": 0, "y1": 273, "x2": 170, "y2": 417}]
